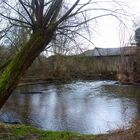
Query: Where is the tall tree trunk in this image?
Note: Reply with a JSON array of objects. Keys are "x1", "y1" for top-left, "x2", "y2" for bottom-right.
[{"x1": 0, "y1": 29, "x2": 54, "y2": 108}]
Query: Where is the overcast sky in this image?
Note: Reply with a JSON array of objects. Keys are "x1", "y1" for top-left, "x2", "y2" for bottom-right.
[
  {"x1": 90, "y1": 0, "x2": 140, "y2": 48},
  {"x1": 2, "y1": 0, "x2": 140, "y2": 51}
]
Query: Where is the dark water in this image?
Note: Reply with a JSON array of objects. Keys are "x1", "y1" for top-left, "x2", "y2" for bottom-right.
[{"x1": 0, "y1": 80, "x2": 140, "y2": 134}]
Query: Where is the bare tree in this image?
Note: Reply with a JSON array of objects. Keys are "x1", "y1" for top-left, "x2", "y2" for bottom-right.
[{"x1": 0, "y1": 0, "x2": 126, "y2": 108}]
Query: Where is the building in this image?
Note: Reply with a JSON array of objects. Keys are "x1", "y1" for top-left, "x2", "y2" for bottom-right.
[{"x1": 81, "y1": 46, "x2": 140, "y2": 82}]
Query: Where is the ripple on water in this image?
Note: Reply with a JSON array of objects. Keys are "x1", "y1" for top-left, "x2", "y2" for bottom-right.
[{"x1": 0, "y1": 80, "x2": 140, "y2": 134}]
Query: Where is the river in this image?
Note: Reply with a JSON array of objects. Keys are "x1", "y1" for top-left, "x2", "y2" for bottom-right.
[{"x1": 0, "y1": 80, "x2": 140, "y2": 134}]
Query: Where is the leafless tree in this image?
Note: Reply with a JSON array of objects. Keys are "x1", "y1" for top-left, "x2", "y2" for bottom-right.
[{"x1": 0, "y1": 0, "x2": 127, "y2": 108}]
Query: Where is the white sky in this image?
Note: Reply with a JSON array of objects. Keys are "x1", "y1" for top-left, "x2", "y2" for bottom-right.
[
  {"x1": 3, "y1": 0, "x2": 140, "y2": 51},
  {"x1": 90, "y1": 0, "x2": 140, "y2": 48}
]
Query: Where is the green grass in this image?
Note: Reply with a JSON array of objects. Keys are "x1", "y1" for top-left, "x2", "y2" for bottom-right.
[
  {"x1": 1, "y1": 121, "x2": 140, "y2": 140},
  {"x1": 0, "y1": 123, "x2": 97, "y2": 140}
]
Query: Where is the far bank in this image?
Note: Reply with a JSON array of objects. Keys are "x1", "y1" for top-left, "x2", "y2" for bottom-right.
[{"x1": 22, "y1": 55, "x2": 119, "y2": 82}]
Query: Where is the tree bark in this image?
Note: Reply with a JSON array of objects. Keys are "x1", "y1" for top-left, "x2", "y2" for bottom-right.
[{"x1": 0, "y1": 29, "x2": 54, "y2": 108}]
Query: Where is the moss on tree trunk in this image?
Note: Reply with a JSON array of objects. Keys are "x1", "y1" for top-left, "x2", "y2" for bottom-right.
[{"x1": 0, "y1": 29, "x2": 54, "y2": 108}]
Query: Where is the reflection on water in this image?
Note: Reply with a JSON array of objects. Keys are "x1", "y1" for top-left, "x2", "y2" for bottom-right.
[{"x1": 0, "y1": 80, "x2": 140, "y2": 134}]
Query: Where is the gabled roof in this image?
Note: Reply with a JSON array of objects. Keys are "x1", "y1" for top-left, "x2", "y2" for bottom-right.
[
  {"x1": 82, "y1": 46, "x2": 137, "y2": 57},
  {"x1": 93, "y1": 48, "x2": 121, "y2": 56}
]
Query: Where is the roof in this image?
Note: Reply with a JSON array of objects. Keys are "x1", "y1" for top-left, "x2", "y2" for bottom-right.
[{"x1": 82, "y1": 47, "x2": 137, "y2": 57}]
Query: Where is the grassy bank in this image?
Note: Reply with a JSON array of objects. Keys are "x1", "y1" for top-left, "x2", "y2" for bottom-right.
[
  {"x1": 0, "y1": 121, "x2": 140, "y2": 140},
  {"x1": 0, "y1": 123, "x2": 96, "y2": 140}
]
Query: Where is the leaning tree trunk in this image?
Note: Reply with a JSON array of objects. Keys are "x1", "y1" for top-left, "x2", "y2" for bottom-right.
[{"x1": 0, "y1": 29, "x2": 54, "y2": 108}]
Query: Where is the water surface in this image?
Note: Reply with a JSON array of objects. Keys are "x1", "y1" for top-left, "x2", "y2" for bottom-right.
[{"x1": 0, "y1": 80, "x2": 140, "y2": 134}]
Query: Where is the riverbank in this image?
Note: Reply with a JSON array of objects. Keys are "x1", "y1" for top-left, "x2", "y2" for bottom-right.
[
  {"x1": 0, "y1": 123, "x2": 96, "y2": 140},
  {"x1": 0, "y1": 120, "x2": 140, "y2": 140},
  {"x1": 19, "y1": 74, "x2": 117, "y2": 87},
  {"x1": 22, "y1": 55, "x2": 117, "y2": 82}
]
